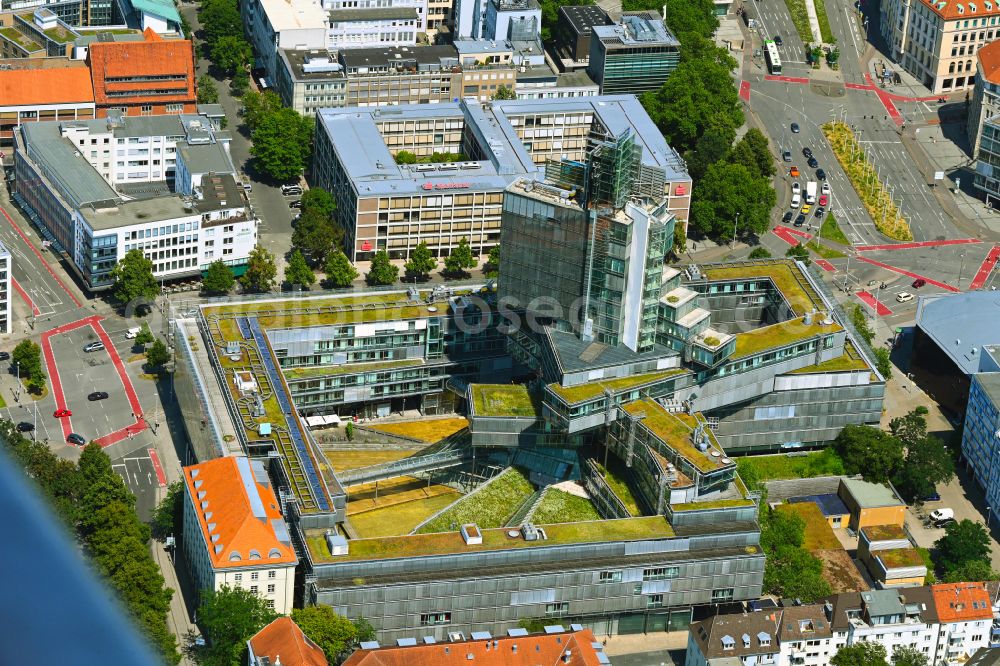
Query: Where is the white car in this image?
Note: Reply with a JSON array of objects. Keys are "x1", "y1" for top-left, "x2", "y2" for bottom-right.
[
  {"x1": 792, "y1": 182, "x2": 802, "y2": 195},
  {"x1": 929, "y1": 508, "x2": 954, "y2": 522},
  {"x1": 896, "y1": 291, "x2": 914, "y2": 303},
  {"x1": 821, "y1": 182, "x2": 830, "y2": 196}
]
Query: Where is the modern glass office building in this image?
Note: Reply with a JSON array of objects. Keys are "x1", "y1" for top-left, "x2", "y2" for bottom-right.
[{"x1": 588, "y1": 11, "x2": 680, "y2": 95}]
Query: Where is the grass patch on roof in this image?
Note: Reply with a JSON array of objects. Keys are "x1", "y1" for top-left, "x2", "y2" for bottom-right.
[
  {"x1": 471, "y1": 384, "x2": 538, "y2": 418},
  {"x1": 0, "y1": 27, "x2": 42, "y2": 50},
  {"x1": 622, "y1": 399, "x2": 729, "y2": 473},
  {"x1": 671, "y1": 498, "x2": 755, "y2": 511},
  {"x1": 43, "y1": 26, "x2": 74, "y2": 43},
  {"x1": 547, "y1": 368, "x2": 687, "y2": 405},
  {"x1": 322, "y1": 449, "x2": 420, "y2": 473},
  {"x1": 348, "y1": 489, "x2": 462, "y2": 538},
  {"x1": 284, "y1": 358, "x2": 424, "y2": 379},
  {"x1": 863, "y1": 524, "x2": 907, "y2": 541},
  {"x1": 736, "y1": 448, "x2": 844, "y2": 482},
  {"x1": 306, "y1": 515, "x2": 674, "y2": 562},
  {"x1": 364, "y1": 417, "x2": 469, "y2": 443},
  {"x1": 532, "y1": 489, "x2": 601, "y2": 525},
  {"x1": 702, "y1": 260, "x2": 820, "y2": 315},
  {"x1": 593, "y1": 460, "x2": 643, "y2": 516},
  {"x1": 731, "y1": 318, "x2": 841, "y2": 359},
  {"x1": 776, "y1": 502, "x2": 841, "y2": 551},
  {"x1": 416, "y1": 468, "x2": 534, "y2": 533},
  {"x1": 877, "y1": 548, "x2": 926, "y2": 569}
]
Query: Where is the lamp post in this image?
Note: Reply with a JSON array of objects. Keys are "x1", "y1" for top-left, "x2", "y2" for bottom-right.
[
  {"x1": 732, "y1": 212, "x2": 740, "y2": 247},
  {"x1": 988, "y1": 505, "x2": 992, "y2": 528},
  {"x1": 13, "y1": 361, "x2": 19, "y2": 403}
]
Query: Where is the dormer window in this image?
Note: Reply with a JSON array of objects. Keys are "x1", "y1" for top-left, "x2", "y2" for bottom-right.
[
  {"x1": 758, "y1": 632, "x2": 772, "y2": 647},
  {"x1": 722, "y1": 635, "x2": 735, "y2": 651},
  {"x1": 742, "y1": 633, "x2": 751, "y2": 647}
]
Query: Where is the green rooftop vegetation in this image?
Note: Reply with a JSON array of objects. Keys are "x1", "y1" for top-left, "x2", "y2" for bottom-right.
[
  {"x1": 863, "y1": 524, "x2": 907, "y2": 541},
  {"x1": 43, "y1": 25, "x2": 75, "y2": 43},
  {"x1": 416, "y1": 468, "x2": 534, "y2": 534},
  {"x1": 363, "y1": 417, "x2": 469, "y2": 444},
  {"x1": 531, "y1": 489, "x2": 601, "y2": 525},
  {"x1": 593, "y1": 460, "x2": 642, "y2": 516},
  {"x1": 702, "y1": 260, "x2": 821, "y2": 316},
  {"x1": 789, "y1": 340, "x2": 870, "y2": 374},
  {"x1": 776, "y1": 502, "x2": 841, "y2": 551},
  {"x1": 622, "y1": 399, "x2": 730, "y2": 474},
  {"x1": 736, "y1": 448, "x2": 845, "y2": 482},
  {"x1": 731, "y1": 317, "x2": 842, "y2": 360},
  {"x1": 306, "y1": 515, "x2": 675, "y2": 562},
  {"x1": 470, "y1": 384, "x2": 539, "y2": 418},
  {"x1": 284, "y1": 358, "x2": 424, "y2": 379},
  {"x1": 877, "y1": 548, "x2": 926, "y2": 569},
  {"x1": 670, "y1": 498, "x2": 755, "y2": 512},
  {"x1": 0, "y1": 27, "x2": 42, "y2": 50},
  {"x1": 546, "y1": 368, "x2": 688, "y2": 406}
]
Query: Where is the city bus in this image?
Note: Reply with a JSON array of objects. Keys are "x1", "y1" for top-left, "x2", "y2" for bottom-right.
[{"x1": 764, "y1": 40, "x2": 782, "y2": 74}]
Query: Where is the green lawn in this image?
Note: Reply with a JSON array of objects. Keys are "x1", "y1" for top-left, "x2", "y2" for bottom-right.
[
  {"x1": 819, "y1": 213, "x2": 850, "y2": 245},
  {"x1": 781, "y1": 0, "x2": 814, "y2": 44},
  {"x1": 703, "y1": 261, "x2": 822, "y2": 316},
  {"x1": 814, "y1": 0, "x2": 835, "y2": 43},
  {"x1": 416, "y1": 468, "x2": 534, "y2": 533},
  {"x1": 777, "y1": 502, "x2": 841, "y2": 550},
  {"x1": 471, "y1": 384, "x2": 538, "y2": 418},
  {"x1": 532, "y1": 489, "x2": 601, "y2": 525},
  {"x1": 594, "y1": 459, "x2": 643, "y2": 516},
  {"x1": 806, "y1": 239, "x2": 846, "y2": 259},
  {"x1": 736, "y1": 448, "x2": 845, "y2": 481}
]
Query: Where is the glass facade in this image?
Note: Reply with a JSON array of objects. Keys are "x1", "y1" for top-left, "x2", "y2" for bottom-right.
[{"x1": 596, "y1": 43, "x2": 680, "y2": 95}]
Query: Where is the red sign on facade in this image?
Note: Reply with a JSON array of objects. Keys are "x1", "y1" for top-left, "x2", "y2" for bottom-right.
[
  {"x1": 675, "y1": 185, "x2": 687, "y2": 196},
  {"x1": 420, "y1": 182, "x2": 471, "y2": 191},
  {"x1": 361, "y1": 240, "x2": 372, "y2": 251}
]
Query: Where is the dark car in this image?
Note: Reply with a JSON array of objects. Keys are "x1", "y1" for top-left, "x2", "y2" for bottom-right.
[
  {"x1": 88, "y1": 391, "x2": 109, "y2": 401},
  {"x1": 782, "y1": 211, "x2": 793, "y2": 224},
  {"x1": 289, "y1": 200, "x2": 303, "y2": 209},
  {"x1": 774, "y1": 35, "x2": 783, "y2": 46},
  {"x1": 935, "y1": 517, "x2": 957, "y2": 529},
  {"x1": 816, "y1": 168, "x2": 827, "y2": 180},
  {"x1": 912, "y1": 278, "x2": 927, "y2": 288},
  {"x1": 803, "y1": 147, "x2": 813, "y2": 159},
  {"x1": 922, "y1": 492, "x2": 942, "y2": 502},
  {"x1": 0, "y1": 352, "x2": 9, "y2": 361},
  {"x1": 16, "y1": 422, "x2": 34, "y2": 433},
  {"x1": 791, "y1": 122, "x2": 800, "y2": 133},
  {"x1": 66, "y1": 433, "x2": 86, "y2": 446},
  {"x1": 794, "y1": 213, "x2": 806, "y2": 227},
  {"x1": 807, "y1": 156, "x2": 819, "y2": 168},
  {"x1": 782, "y1": 150, "x2": 792, "y2": 162},
  {"x1": 814, "y1": 206, "x2": 825, "y2": 218}
]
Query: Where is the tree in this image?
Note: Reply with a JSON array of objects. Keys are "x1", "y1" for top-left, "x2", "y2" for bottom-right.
[
  {"x1": 12, "y1": 339, "x2": 44, "y2": 383},
  {"x1": 325, "y1": 249, "x2": 358, "y2": 288},
  {"x1": 292, "y1": 208, "x2": 343, "y2": 267},
  {"x1": 367, "y1": 249, "x2": 399, "y2": 286},
  {"x1": 833, "y1": 424, "x2": 904, "y2": 483},
  {"x1": 146, "y1": 339, "x2": 170, "y2": 371},
  {"x1": 760, "y1": 509, "x2": 831, "y2": 601},
  {"x1": 210, "y1": 35, "x2": 251, "y2": 76},
  {"x1": 889, "y1": 409, "x2": 955, "y2": 500},
  {"x1": 748, "y1": 247, "x2": 772, "y2": 259},
  {"x1": 198, "y1": 0, "x2": 242, "y2": 45},
  {"x1": 485, "y1": 245, "x2": 501, "y2": 278},
  {"x1": 444, "y1": 237, "x2": 477, "y2": 276},
  {"x1": 230, "y1": 69, "x2": 249, "y2": 97},
  {"x1": 197, "y1": 585, "x2": 277, "y2": 666},
  {"x1": 690, "y1": 162, "x2": 775, "y2": 239},
  {"x1": 151, "y1": 481, "x2": 183, "y2": 541},
  {"x1": 786, "y1": 243, "x2": 811, "y2": 266},
  {"x1": 110, "y1": 249, "x2": 160, "y2": 312},
  {"x1": 730, "y1": 128, "x2": 775, "y2": 178},
  {"x1": 301, "y1": 187, "x2": 336, "y2": 219},
  {"x1": 135, "y1": 324, "x2": 154, "y2": 347},
  {"x1": 941, "y1": 558, "x2": 1000, "y2": 583},
  {"x1": 250, "y1": 107, "x2": 314, "y2": 181},
  {"x1": 241, "y1": 90, "x2": 283, "y2": 132},
  {"x1": 873, "y1": 347, "x2": 893, "y2": 379},
  {"x1": 394, "y1": 149, "x2": 418, "y2": 164},
  {"x1": 291, "y1": 606, "x2": 366, "y2": 663},
  {"x1": 672, "y1": 224, "x2": 687, "y2": 256},
  {"x1": 935, "y1": 519, "x2": 992, "y2": 577},
  {"x1": 830, "y1": 642, "x2": 888, "y2": 666},
  {"x1": 405, "y1": 242, "x2": 436, "y2": 279},
  {"x1": 285, "y1": 250, "x2": 316, "y2": 288},
  {"x1": 684, "y1": 119, "x2": 736, "y2": 181},
  {"x1": 492, "y1": 85, "x2": 517, "y2": 100},
  {"x1": 848, "y1": 304, "x2": 875, "y2": 345},
  {"x1": 204, "y1": 260, "x2": 236, "y2": 295},
  {"x1": 891, "y1": 646, "x2": 928, "y2": 666},
  {"x1": 889, "y1": 408, "x2": 929, "y2": 447},
  {"x1": 197, "y1": 75, "x2": 219, "y2": 104},
  {"x1": 241, "y1": 245, "x2": 278, "y2": 293}
]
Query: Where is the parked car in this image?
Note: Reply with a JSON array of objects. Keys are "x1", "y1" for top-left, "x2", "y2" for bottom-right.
[
  {"x1": 16, "y1": 422, "x2": 34, "y2": 432},
  {"x1": 83, "y1": 341, "x2": 105, "y2": 353},
  {"x1": 816, "y1": 169, "x2": 827, "y2": 180},
  {"x1": 818, "y1": 195, "x2": 828, "y2": 206},
  {"x1": 782, "y1": 211, "x2": 793, "y2": 224},
  {"x1": 921, "y1": 491, "x2": 942, "y2": 502},
  {"x1": 66, "y1": 433, "x2": 86, "y2": 445},
  {"x1": 929, "y1": 508, "x2": 954, "y2": 522},
  {"x1": 783, "y1": 150, "x2": 792, "y2": 162},
  {"x1": 88, "y1": 391, "x2": 109, "y2": 401},
  {"x1": 54, "y1": 408, "x2": 72, "y2": 418},
  {"x1": 912, "y1": 278, "x2": 927, "y2": 288},
  {"x1": 794, "y1": 213, "x2": 806, "y2": 227},
  {"x1": 896, "y1": 291, "x2": 914, "y2": 303},
  {"x1": 821, "y1": 182, "x2": 831, "y2": 196},
  {"x1": 801, "y1": 204, "x2": 812, "y2": 215},
  {"x1": 289, "y1": 200, "x2": 303, "y2": 209},
  {"x1": 790, "y1": 122, "x2": 799, "y2": 133},
  {"x1": 802, "y1": 147, "x2": 813, "y2": 158},
  {"x1": 814, "y1": 206, "x2": 825, "y2": 218},
  {"x1": 790, "y1": 165, "x2": 800, "y2": 177},
  {"x1": 934, "y1": 517, "x2": 957, "y2": 529},
  {"x1": 807, "y1": 156, "x2": 819, "y2": 169},
  {"x1": 0, "y1": 352, "x2": 9, "y2": 361},
  {"x1": 281, "y1": 184, "x2": 302, "y2": 195},
  {"x1": 792, "y1": 182, "x2": 802, "y2": 195}
]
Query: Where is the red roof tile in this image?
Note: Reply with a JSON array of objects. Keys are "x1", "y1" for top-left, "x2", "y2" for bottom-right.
[
  {"x1": 0, "y1": 66, "x2": 94, "y2": 107},
  {"x1": 249, "y1": 618, "x2": 328, "y2": 666},
  {"x1": 86, "y1": 28, "x2": 195, "y2": 107},
  {"x1": 920, "y1": 0, "x2": 1000, "y2": 21},
  {"x1": 978, "y1": 41, "x2": 1000, "y2": 85},
  {"x1": 932, "y1": 582, "x2": 993, "y2": 623},
  {"x1": 343, "y1": 629, "x2": 605, "y2": 666}
]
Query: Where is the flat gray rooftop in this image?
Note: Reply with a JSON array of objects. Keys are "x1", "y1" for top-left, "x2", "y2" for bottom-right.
[
  {"x1": 79, "y1": 196, "x2": 197, "y2": 231},
  {"x1": 975, "y1": 371, "x2": 1000, "y2": 409},
  {"x1": 558, "y1": 4, "x2": 612, "y2": 36},
  {"x1": 916, "y1": 291, "x2": 1000, "y2": 374},
  {"x1": 20, "y1": 122, "x2": 119, "y2": 208},
  {"x1": 328, "y1": 6, "x2": 418, "y2": 21},
  {"x1": 593, "y1": 11, "x2": 680, "y2": 48},
  {"x1": 339, "y1": 43, "x2": 459, "y2": 70},
  {"x1": 177, "y1": 141, "x2": 235, "y2": 175}
]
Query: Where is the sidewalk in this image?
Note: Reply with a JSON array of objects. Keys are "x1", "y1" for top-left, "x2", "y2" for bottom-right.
[
  {"x1": 150, "y1": 484, "x2": 199, "y2": 666},
  {"x1": 803, "y1": 0, "x2": 823, "y2": 44}
]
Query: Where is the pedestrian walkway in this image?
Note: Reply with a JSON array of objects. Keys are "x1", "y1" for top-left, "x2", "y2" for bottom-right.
[
  {"x1": 600, "y1": 630, "x2": 689, "y2": 657},
  {"x1": 803, "y1": 0, "x2": 823, "y2": 44}
]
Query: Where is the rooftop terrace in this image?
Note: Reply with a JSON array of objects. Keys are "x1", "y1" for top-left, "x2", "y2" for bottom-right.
[
  {"x1": 470, "y1": 384, "x2": 539, "y2": 418},
  {"x1": 701, "y1": 259, "x2": 824, "y2": 316},
  {"x1": 546, "y1": 368, "x2": 688, "y2": 405},
  {"x1": 306, "y1": 515, "x2": 675, "y2": 562},
  {"x1": 731, "y1": 317, "x2": 842, "y2": 360},
  {"x1": 788, "y1": 340, "x2": 870, "y2": 374},
  {"x1": 621, "y1": 399, "x2": 732, "y2": 474}
]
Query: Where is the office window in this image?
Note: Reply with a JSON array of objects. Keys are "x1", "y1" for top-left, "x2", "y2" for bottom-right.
[
  {"x1": 420, "y1": 612, "x2": 451, "y2": 626},
  {"x1": 599, "y1": 571, "x2": 622, "y2": 583},
  {"x1": 712, "y1": 588, "x2": 735, "y2": 602},
  {"x1": 250, "y1": 585, "x2": 258, "y2": 594},
  {"x1": 268, "y1": 570, "x2": 276, "y2": 579},
  {"x1": 647, "y1": 594, "x2": 663, "y2": 609},
  {"x1": 545, "y1": 602, "x2": 569, "y2": 616},
  {"x1": 643, "y1": 567, "x2": 679, "y2": 581},
  {"x1": 250, "y1": 572, "x2": 258, "y2": 580},
  {"x1": 267, "y1": 584, "x2": 275, "y2": 594}
]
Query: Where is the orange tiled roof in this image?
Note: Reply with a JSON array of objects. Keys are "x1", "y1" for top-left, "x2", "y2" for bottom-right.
[
  {"x1": 920, "y1": 0, "x2": 1000, "y2": 21},
  {"x1": 932, "y1": 582, "x2": 993, "y2": 623},
  {"x1": 343, "y1": 629, "x2": 605, "y2": 666},
  {"x1": 183, "y1": 456, "x2": 298, "y2": 570},
  {"x1": 249, "y1": 618, "x2": 328, "y2": 666},
  {"x1": 0, "y1": 65, "x2": 94, "y2": 107},
  {"x1": 86, "y1": 27, "x2": 195, "y2": 106},
  {"x1": 978, "y1": 41, "x2": 1000, "y2": 84}
]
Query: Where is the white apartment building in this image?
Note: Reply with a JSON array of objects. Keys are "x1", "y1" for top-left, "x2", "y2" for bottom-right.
[
  {"x1": 242, "y1": 0, "x2": 327, "y2": 85},
  {"x1": 12, "y1": 111, "x2": 257, "y2": 290},
  {"x1": 182, "y1": 456, "x2": 298, "y2": 614},
  {"x1": 325, "y1": 0, "x2": 427, "y2": 47},
  {"x1": 0, "y1": 241, "x2": 10, "y2": 335}
]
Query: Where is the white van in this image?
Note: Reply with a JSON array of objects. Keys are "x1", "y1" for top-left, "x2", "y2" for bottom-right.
[
  {"x1": 125, "y1": 326, "x2": 143, "y2": 339},
  {"x1": 929, "y1": 508, "x2": 954, "y2": 522},
  {"x1": 790, "y1": 193, "x2": 802, "y2": 208}
]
